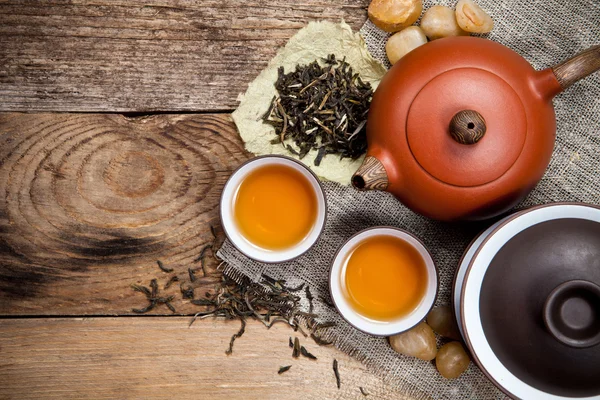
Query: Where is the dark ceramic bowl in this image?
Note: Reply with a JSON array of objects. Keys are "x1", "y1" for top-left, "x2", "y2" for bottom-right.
[{"x1": 458, "y1": 203, "x2": 600, "y2": 399}]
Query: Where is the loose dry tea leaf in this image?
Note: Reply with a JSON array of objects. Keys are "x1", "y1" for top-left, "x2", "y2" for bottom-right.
[
  {"x1": 164, "y1": 275, "x2": 179, "y2": 289},
  {"x1": 130, "y1": 284, "x2": 151, "y2": 297},
  {"x1": 131, "y1": 281, "x2": 176, "y2": 314},
  {"x1": 165, "y1": 301, "x2": 177, "y2": 313},
  {"x1": 188, "y1": 268, "x2": 197, "y2": 282},
  {"x1": 305, "y1": 285, "x2": 314, "y2": 314},
  {"x1": 333, "y1": 359, "x2": 341, "y2": 389},
  {"x1": 316, "y1": 321, "x2": 337, "y2": 330},
  {"x1": 131, "y1": 303, "x2": 154, "y2": 313},
  {"x1": 319, "y1": 295, "x2": 335, "y2": 308},
  {"x1": 150, "y1": 279, "x2": 158, "y2": 298},
  {"x1": 263, "y1": 54, "x2": 372, "y2": 165},
  {"x1": 180, "y1": 283, "x2": 195, "y2": 299},
  {"x1": 193, "y1": 244, "x2": 212, "y2": 263},
  {"x1": 311, "y1": 333, "x2": 333, "y2": 346},
  {"x1": 300, "y1": 346, "x2": 317, "y2": 360},
  {"x1": 360, "y1": 386, "x2": 369, "y2": 396},
  {"x1": 157, "y1": 260, "x2": 173, "y2": 273},
  {"x1": 278, "y1": 365, "x2": 292, "y2": 375},
  {"x1": 289, "y1": 337, "x2": 294, "y2": 348},
  {"x1": 194, "y1": 244, "x2": 212, "y2": 277},
  {"x1": 190, "y1": 299, "x2": 214, "y2": 306},
  {"x1": 292, "y1": 337, "x2": 301, "y2": 358},
  {"x1": 225, "y1": 317, "x2": 246, "y2": 355}
]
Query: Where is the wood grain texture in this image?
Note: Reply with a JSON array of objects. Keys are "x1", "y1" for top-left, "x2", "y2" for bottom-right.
[
  {"x1": 0, "y1": 0, "x2": 369, "y2": 112},
  {"x1": 352, "y1": 156, "x2": 388, "y2": 191},
  {"x1": 0, "y1": 113, "x2": 251, "y2": 315},
  {"x1": 448, "y1": 110, "x2": 486, "y2": 145},
  {"x1": 552, "y1": 45, "x2": 600, "y2": 90},
  {"x1": 0, "y1": 317, "x2": 411, "y2": 400}
]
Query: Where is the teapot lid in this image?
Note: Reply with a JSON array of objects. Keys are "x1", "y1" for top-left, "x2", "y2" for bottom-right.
[{"x1": 406, "y1": 67, "x2": 527, "y2": 187}]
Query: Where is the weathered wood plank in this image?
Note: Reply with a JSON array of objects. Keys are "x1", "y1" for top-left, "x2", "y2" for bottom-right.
[
  {"x1": 0, "y1": 0, "x2": 369, "y2": 112},
  {"x1": 0, "y1": 113, "x2": 251, "y2": 315},
  {"x1": 0, "y1": 317, "x2": 409, "y2": 399}
]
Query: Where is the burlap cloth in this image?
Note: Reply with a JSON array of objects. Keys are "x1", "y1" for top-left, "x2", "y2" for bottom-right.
[{"x1": 219, "y1": 1, "x2": 600, "y2": 398}]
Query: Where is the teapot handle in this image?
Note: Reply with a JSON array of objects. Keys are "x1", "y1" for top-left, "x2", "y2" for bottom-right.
[{"x1": 552, "y1": 45, "x2": 600, "y2": 90}]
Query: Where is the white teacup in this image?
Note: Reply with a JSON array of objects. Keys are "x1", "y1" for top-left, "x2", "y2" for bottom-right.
[
  {"x1": 329, "y1": 227, "x2": 438, "y2": 336},
  {"x1": 220, "y1": 155, "x2": 326, "y2": 263}
]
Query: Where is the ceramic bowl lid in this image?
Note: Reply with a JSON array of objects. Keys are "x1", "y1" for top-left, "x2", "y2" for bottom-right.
[{"x1": 461, "y1": 203, "x2": 600, "y2": 399}]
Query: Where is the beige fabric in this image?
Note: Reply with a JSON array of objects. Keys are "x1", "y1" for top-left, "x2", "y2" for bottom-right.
[
  {"x1": 222, "y1": 1, "x2": 600, "y2": 398},
  {"x1": 232, "y1": 21, "x2": 386, "y2": 185}
]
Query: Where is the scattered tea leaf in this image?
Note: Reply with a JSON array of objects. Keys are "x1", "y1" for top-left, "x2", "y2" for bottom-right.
[
  {"x1": 165, "y1": 301, "x2": 177, "y2": 313},
  {"x1": 278, "y1": 365, "x2": 292, "y2": 375},
  {"x1": 311, "y1": 333, "x2": 333, "y2": 346},
  {"x1": 319, "y1": 295, "x2": 335, "y2": 308},
  {"x1": 289, "y1": 337, "x2": 294, "y2": 348},
  {"x1": 132, "y1": 304, "x2": 155, "y2": 314},
  {"x1": 292, "y1": 337, "x2": 301, "y2": 358},
  {"x1": 191, "y1": 298, "x2": 215, "y2": 306},
  {"x1": 130, "y1": 284, "x2": 151, "y2": 298},
  {"x1": 157, "y1": 260, "x2": 173, "y2": 273},
  {"x1": 131, "y1": 280, "x2": 175, "y2": 314},
  {"x1": 195, "y1": 244, "x2": 212, "y2": 277},
  {"x1": 305, "y1": 285, "x2": 314, "y2": 314},
  {"x1": 188, "y1": 267, "x2": 197, "y2": 282},
  {"x1": 193, "y1": 244, "x2": 212, "y2": 263},
  {"x1": 180, "y1": 283, "x2": 194, "y2": 299},
  {"x1": 300, "y1": 346, "x2": 317, "y2": 360},
  {"x1": 225, "y1": 317, "x2": 246, "y2": 355},
  {"x1": 296, "y1": 324, "x2": 308, "y2": 338},
  {"x1": 150, "y1": 279, "x2": 158, "y2": 298},
  {"x1": 316, "y1": 321, "x2": 337, "y2": 330},
  {"x1": 333, "y1": 359, "x2": 341, "y2": 389},
  {"x1": 360, "y1": 387, "x2": 369, "y2": 396},
  {"x1": 164, "y1": 275, "x2": 179, "y2": 289}
]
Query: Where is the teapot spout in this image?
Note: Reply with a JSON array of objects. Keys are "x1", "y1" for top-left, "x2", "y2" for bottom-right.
[{"x1": 352, "y1": 156, "x2": 389, "y2": 191}]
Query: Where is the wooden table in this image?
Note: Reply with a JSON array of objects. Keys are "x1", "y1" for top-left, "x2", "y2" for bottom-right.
[{"x1": 0, "y1": 2, "x2": 410, "y2": 398}]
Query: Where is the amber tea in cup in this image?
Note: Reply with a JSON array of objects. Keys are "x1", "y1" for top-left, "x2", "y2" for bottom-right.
[
  {"x1": 221, "y1": 156, "x2": 326, "y2": 263},
  {"x1": 343, "y1": 235, "x2": 428, "y2": 321},
  {"x1": 330, "y1": 227, "x2": 437, "y2": 336},
  {"x1": 234, "y1": 163, "x2": 317, "y2": 250}
]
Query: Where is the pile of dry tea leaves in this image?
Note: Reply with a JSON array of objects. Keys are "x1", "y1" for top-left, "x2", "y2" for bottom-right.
[
  {"x1": 263, "y1": 54, "x2": 373, "y2": 166},
  {"x1": 188, "y1": 273, "x2": 335, "y2": 355},
  {"x1": 129, "y1": 228, "x2": 335, "y2": 356},
  {"x1": 130, "y1": 224, "x2": 358, "y2": 391}
]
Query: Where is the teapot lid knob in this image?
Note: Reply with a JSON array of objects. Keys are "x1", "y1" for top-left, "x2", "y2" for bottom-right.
[{"x1": 449, "y1": 110, "x2": 486, "y2": 145}]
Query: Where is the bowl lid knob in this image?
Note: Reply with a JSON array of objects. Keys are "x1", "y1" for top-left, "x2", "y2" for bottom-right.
[{"x1": 543, "y1": 279, "x2": 600, "y2": 348}]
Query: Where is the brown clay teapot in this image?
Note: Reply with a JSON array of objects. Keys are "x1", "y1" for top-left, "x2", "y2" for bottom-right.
[{"x1": 352, "y1": 37, "x2": 600, "y2": 221}]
